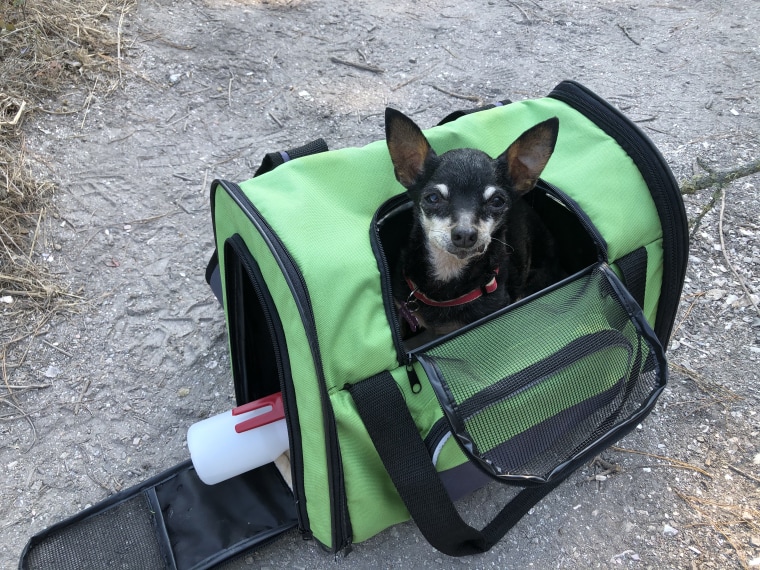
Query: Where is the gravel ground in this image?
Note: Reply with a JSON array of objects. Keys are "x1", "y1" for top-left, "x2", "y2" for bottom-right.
[{"x1": 2, "y1": 1, "x2": 759, "y2": 568}]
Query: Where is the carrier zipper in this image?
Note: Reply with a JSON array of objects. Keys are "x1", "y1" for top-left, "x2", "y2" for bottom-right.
[
  {"x1": 539, "y1": 181, "x2": 608, "y2": 261},
  {"x1": 548, "y1": 80, "x2": 689, "y2": 347},
  {"x1": 370, "y1": 193, "x2": 416, "y2": 366},
  {"x1": 225, "y1": 235, "x2": 309, "y2": 535},
  {"x1": 216, "y1": 180, "x2": 352, "y2": 553},
  {"x1": 423, "y1": 417, "x2": 450, "y2": 455}
]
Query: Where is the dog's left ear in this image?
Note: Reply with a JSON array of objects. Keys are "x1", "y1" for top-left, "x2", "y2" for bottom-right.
[
  {"x1": 499, "y1": 117, "x2": 559, "y2": 196},
  {"x1": 385, "y1": 108, "x2": 436, "y2": 188}
]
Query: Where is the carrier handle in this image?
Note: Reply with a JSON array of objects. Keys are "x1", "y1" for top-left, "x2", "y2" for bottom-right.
[
  {"x1": 253, "y1": 138, "x2": 329, "y2": 177},
  {"x1": 436, "y1": 100, "x2": 511, "y2": 126},
  {"x1": 205, "y1": 139, "x2": 330, "y2": 303},
  {"x1": 349, "y1": 371, "x2": 562, "y2": 557}
]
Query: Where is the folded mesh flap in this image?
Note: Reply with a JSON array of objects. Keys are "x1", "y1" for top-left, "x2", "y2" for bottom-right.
[{"x1": 416, "y1": 263, "x2": 666, "y2": 484}]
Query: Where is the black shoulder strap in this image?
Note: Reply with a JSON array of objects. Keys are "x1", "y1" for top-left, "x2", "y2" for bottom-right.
[
  {"x1": 616, "y1": 247, "x2": 648, "y2": 310},
  {"x1": 348, "y1": 371, "x2": 562, "y2": 557}
]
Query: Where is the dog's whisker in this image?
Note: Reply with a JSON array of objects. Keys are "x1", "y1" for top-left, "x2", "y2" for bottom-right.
[{"x1": 490, "y1": 237, "x2": 515, "y2": 253}]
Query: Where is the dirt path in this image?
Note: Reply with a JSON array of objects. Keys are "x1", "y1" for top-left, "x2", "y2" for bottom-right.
[{"x1": 2, "y1": 1, "x2": 759, "y2": 568}]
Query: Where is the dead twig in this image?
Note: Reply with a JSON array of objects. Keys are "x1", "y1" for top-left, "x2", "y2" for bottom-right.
[
  {"x1": 670, "y1": 291, "x2": 703, "y2": 339},
  {"x1": 669, "y1": 362, "x2": 742, "y2": 406},
  {"x1": 681, "y1": 157, "x2": 760, "y2": 195},
  {"x1": 329, "y1": 56, "x2": 384, "y2": 74},
  {"x1": 617, "y1": 23, "x2": 641, "y2": 45},
  {"x1": 675, "y1": 489, "x2": 756, "y2": 570},
  {"x1": 611, "y1": 446, "x2": 713, "y2": 478},
  {"x1": 718, "y1": 188, "x2": 760, "y2": 317},
  {"x1": 117, "y1": 1, "x2": 127, "y2": 81},
  {"x1": 727, "y1": 464, "x2": 760, "y2": 485},
  {"x1": 74, "y1": 378, "x2": 92, "y2": 415},
  {"x1": 689, "y1": 184, "x2": 723, "y2": 237},
  {"x1": 507, "y1": 0, "x2": 531, "y2": 23},
  {"x1": 42, "y1": 339, "x2": 73, "y2": 358},
  {"x1": 429, "y1": 84, "x2": 482, "y2": 103},
  {"x1": 268, "y1": 111, "x2": 284, "y2": 128}
]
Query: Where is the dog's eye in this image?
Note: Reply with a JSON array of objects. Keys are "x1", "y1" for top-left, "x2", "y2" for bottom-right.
[
  {"x1": 489, "y1": 195, "x2": 507, "y2": 208},
  {"x1": 424, "y1": 193, "x2": 441, "y2": 205}
]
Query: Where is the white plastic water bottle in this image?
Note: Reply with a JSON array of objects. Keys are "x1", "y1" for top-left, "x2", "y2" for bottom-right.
[{"x1": 187, "y1": 392, "x2": 289, "y2": 485}]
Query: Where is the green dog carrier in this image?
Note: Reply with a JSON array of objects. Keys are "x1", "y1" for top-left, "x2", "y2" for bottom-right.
[{"x1": 19, "y1": 80, "x2": 688, "y2": 567}]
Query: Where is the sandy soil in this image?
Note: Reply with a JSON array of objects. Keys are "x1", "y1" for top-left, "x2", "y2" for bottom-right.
[{"x1": 2, "y1": 0, "x2": 759, "y2": 568}]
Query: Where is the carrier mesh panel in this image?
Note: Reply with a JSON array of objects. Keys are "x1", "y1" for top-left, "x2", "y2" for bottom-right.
[
  {"x1": 22, "y1": 494, "x2": 164, "y2": 570},
  {"x1": 418, "y1": 264, "x2": 663, "y2": 481}
]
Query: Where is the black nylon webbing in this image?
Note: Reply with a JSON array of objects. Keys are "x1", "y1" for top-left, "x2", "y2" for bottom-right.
[
  {"x1": 616, "y1": 247, "x2": 648, "y2": 310},
  {"x1": 349, "y1": 371, "x2": 561, "y2": 557}
]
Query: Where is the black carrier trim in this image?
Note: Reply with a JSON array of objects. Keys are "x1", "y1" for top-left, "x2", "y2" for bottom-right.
[
  {"x1": 549, "y1": 80, "x2": 689, "y2": 347},
  {"x1": 210, "y1": 180, "x2": 352, "y2": 553}
]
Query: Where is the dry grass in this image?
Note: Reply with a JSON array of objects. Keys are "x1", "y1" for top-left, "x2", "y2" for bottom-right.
[{"x1": 1, "y1": 0, "x2": 132, "y2": 407}]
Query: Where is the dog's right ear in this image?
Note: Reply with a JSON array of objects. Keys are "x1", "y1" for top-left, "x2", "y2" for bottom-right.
[{"x1": 385, "y1": 108, "x2": 435, "y2": 188}]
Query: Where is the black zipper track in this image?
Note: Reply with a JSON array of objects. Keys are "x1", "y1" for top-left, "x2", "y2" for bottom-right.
[
  {"x1": 548, "y1": 80, "x2": 689, "y2": 348},
  {"x1": 423, "y1": 417, "x2": 450, "y2": 453},
  {"x1": 212, "y1": 180, "x2": 352, "y2": 553},
  {"x1": 539, "y1": 180, "x2": 608, "y2": 262},
  {"x1": 370, "y1": 193, "x2": 414, "y2": 366},
  {"x1": 224, "y1": 235, "x2": 309, "y2": 536}
]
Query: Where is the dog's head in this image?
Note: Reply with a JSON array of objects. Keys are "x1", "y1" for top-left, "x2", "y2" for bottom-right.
[{"x1": 385, "y1": 108, "x2": 559, "y2": 265}]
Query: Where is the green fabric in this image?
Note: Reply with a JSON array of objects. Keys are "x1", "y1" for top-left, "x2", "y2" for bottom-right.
[{"x1": 214, "y1": 190, "x2": 335, "y2": 545}]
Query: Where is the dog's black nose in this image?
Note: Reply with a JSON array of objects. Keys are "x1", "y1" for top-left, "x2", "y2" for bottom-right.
[{"x1": 451, "y1": 226, "x2": 478, "y2": 248}]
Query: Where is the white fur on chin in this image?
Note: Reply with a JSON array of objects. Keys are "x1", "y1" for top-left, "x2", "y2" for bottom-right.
[
  {"x1": 422, "y1": 213, "x2": 495, "y2": 283},
  {"x1": 426, "y1": 243, "x2": 472, "y2": 282}
]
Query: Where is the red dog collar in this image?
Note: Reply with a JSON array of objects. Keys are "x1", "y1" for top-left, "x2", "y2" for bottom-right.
[{"x1": 404, "y1": 268, "x2": 499, "y2": 308}]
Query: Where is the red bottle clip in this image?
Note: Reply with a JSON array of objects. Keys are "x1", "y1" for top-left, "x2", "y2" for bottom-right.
[{"x1": 231, "y1": 392, "x2": 284, "y2": 434}]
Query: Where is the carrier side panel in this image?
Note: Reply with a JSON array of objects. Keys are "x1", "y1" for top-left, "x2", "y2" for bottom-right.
[{"x1": 212, "y1": 188, "x2": 334, "y2": 548}]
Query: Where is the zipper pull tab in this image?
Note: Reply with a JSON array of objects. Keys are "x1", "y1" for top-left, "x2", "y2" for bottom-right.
[{"x1": 406, "y1": 364, "x2": 422, "y2": 394}]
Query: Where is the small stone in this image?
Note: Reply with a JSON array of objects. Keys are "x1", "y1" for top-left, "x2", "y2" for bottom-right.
[
  {"x1": 663, "y1": 523, "x2": 679, "y2": 536},
  {"x1": 177, "y1": 387, "x2": 191, "y2": 398},
  {"x1": 705, "y1": 288, "x2": 726, "y2": 300},
  {"x1": 44, "y1": 365, "x2": 61, "y2": 379}
]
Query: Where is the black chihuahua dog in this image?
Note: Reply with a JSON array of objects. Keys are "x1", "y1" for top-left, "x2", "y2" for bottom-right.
[{"x1": 385, "y1": 108, "x2": 563, "y2": 342}]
